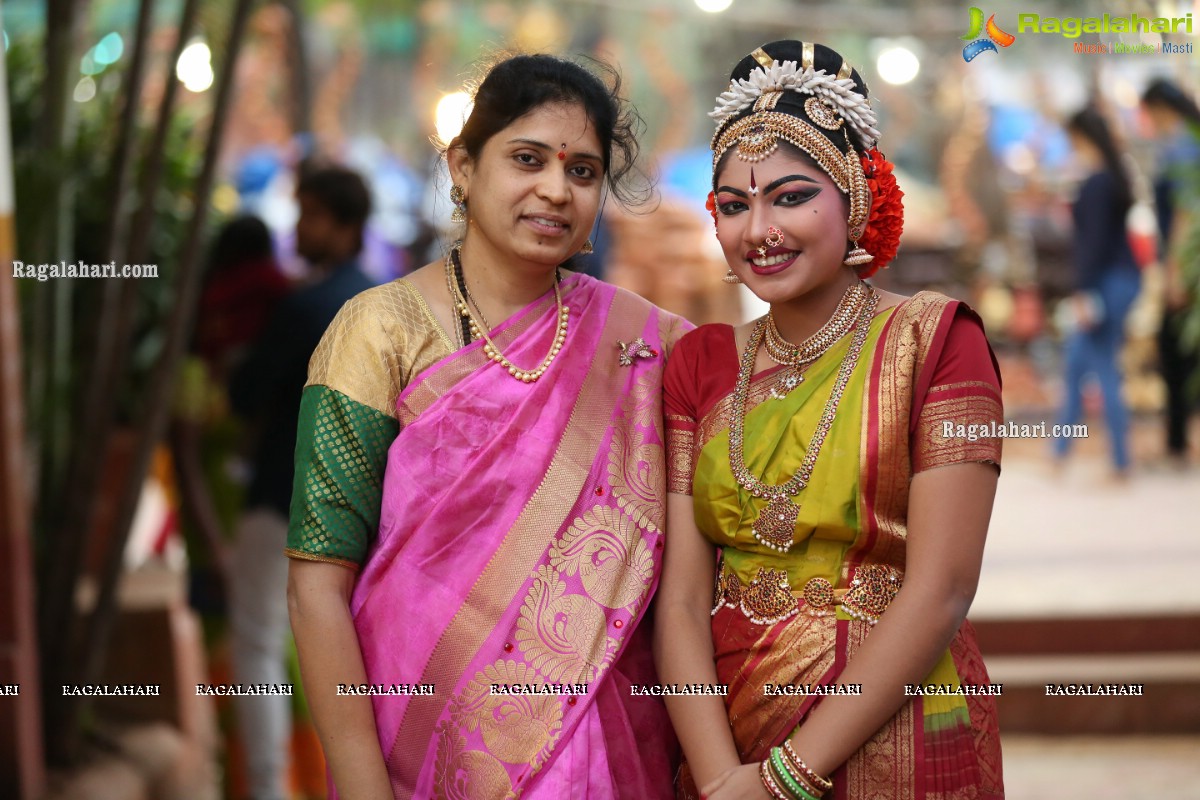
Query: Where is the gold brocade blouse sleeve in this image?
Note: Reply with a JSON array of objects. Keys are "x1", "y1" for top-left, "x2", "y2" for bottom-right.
[
  {"x1": 912, "y1": 307, "x2": 1004, "y2": 473},
  {"x1": 663, "y1": 329, "x2": 699, "y2": 495},
  {"x1": 286, "y1": 280, "x2": 453, "y2": 569}
]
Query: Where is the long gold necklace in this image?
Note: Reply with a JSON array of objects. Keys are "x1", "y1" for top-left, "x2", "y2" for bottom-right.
[
  {"x1": 764, "y1": 281, "x2": 871, "y2": 399},
  {"x1": 729, "y1": 286, "x2": 878, "y2": 552},
  {"x1": 446, "y1": 246, "x2": 570, "y2": 383}
]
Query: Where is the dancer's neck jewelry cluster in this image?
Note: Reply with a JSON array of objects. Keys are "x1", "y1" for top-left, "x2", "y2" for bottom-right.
[
  {"x1": 730, "y1": 281, "x2": 878, "y2": 551},
  {"x1": 763, "y1": 281, "x2": 872, "y2": 400},
  {"x1": 445, "y1": 245, "x2": 569, "y2": 383}
]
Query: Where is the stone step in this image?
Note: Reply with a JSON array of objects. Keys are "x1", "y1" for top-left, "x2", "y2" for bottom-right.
[
  {"x1": 984, "y1": 653, "x2": 1200, "y2": 734},
  {"x1": 969, "y1": 615, "x2": 1200, "y2": 734}
]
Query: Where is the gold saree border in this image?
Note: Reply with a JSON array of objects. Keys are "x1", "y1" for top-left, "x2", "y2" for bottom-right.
[
  {"x1": 844, "y1": 621, "x2": 916, "y2": 798},
  {"x1": 390, "y1": 287, "x2": 653, "y2": 797},
  {"x1": 853, "y1": 292, "x2": 953, "y2": 575},
  {"x1": 725, "y1": 612, "x2": 837, "y2": 761},
  {"x1": 912, "y1": 381, "x2": 1004, "y2": 473}
]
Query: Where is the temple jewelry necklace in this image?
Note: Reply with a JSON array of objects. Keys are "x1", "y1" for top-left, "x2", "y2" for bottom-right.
[
  {"x1": 730, "y1": 285, "x2": 878, "y2": 551},
  {"x1": 446, "y1": 245, "x2": 569, "y2": 382},
  {"x1": 764, "y1": 281, "x2": 872, "y2": 399}
]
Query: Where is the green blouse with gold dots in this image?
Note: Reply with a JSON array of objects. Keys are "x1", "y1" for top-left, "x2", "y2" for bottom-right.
[{"x1": 286, "y1": 279, "x2": 453, "y2": 570}]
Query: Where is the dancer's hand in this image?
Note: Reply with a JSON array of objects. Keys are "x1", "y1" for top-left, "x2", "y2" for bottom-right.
[{"x1": 701, "y1": 763, "x2": 771, "y2": 800}]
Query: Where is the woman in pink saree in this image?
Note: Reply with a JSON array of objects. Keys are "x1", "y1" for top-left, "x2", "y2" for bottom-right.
[{"x1": 286, "y1": 54, "x2": 685, "y2": 798}]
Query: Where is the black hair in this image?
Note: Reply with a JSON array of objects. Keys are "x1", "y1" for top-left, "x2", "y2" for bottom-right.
[
  {"x1": 1141, "y1": 78, "x2": 1200, "y2": 125},
  {"x1": 450, "y1": 52, "x2": 649, "y2": 207},
  {"x1": 296, "y1": 165, "x2": 372, "y2": 231},
  {"x1": 1066, "y1": 106, "x2": 1132, "y2": 213},
  {"x1": 207, "y1": 215, "x2": 274, "y2": 273}
]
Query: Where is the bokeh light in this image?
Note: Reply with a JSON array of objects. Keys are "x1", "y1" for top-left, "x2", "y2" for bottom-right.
[
  {"x1": 93, "y1": 32, "x2": 124, "y2": 65},
  {"x1": 435, "y1": 91, "x2": 473, "y2": 145},
  {"x1": 72, "y1": 77, "x2": 97, "y2": 103},
  {"x1": 176, "y1": 40, "x2": 214, "y2": 92},
  {"x1": 695, "y1": 0, "x2": 733, "y2": 12},
  {"x1": 876, "y1": 46, "x2": 920, "y2": 86}
]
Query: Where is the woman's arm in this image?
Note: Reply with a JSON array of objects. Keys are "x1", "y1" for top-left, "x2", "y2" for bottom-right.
[
  {"x1": 654, "y1": 492, "x2": 743, "y2": 791},
  {"x1": 288, "y1": 560, "x2": 392, "y2": 798},
  {"x1": 708, "y1": 461, "x2": 998, "y2": 800},
  {"x1": 787, "y1": 461, "x2": 997, "y2": 776}
]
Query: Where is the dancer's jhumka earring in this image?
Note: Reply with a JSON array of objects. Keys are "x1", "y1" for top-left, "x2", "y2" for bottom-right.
[
  {"x1": 580, "y1": 239, "x2": 594, "y2": 255},
  {"x1": 450, "y1": 184, "x2": 467, "y2": 223},
  {"x1": 723, "y1": 267, "x2": 742, "y2": 284}
]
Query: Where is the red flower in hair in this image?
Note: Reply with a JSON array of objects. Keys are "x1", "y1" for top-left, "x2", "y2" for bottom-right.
[
  {"x1": 705, "y1": 191, "x2": 719, "y2": 229},
  {"x1": 856, "y1": 148, "x2": 904, "y2": 277}
]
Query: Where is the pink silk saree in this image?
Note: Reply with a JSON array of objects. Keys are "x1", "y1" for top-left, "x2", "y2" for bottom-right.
[{"x1": 347, "y1": 273, "x2": 683, "y2": 799}]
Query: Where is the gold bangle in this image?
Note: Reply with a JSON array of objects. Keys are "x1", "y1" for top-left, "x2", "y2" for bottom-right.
[{"x1": 783, "y1": 741, "x2": 833, "y2": 793}]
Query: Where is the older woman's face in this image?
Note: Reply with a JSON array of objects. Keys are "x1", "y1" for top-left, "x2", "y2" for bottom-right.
[{"x1": 450, "y1": 102, "x2": 604, "y2": 276}]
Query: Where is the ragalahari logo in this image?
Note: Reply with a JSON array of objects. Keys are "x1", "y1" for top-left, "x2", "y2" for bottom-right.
[{"x1": 961, "y1": 7, "x2": 1016, "y2": 61}]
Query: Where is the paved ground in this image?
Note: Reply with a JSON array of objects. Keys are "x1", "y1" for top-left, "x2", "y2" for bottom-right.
[
  {"x1": 972, "y1": 449, "x2": 1198, "y2": 619},
  {"x1": 1001, "y1": 735, "x2": 1200, "y2": 799},
  {"x1": 972, "y1": 413, "x2": 1198, "y2": 798}
]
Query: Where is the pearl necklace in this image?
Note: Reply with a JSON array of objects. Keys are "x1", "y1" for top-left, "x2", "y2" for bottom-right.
[
  {"x1": 446, "y1": 246, "x2": 570, "y2": 383},
  {"x1": 729, "y1": 286, "x2": 878, "y2": 552}
]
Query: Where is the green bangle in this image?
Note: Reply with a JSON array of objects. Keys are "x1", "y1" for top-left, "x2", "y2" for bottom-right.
[{"x1": 770, "y1": 748, "x2": 820, "y2": 800}]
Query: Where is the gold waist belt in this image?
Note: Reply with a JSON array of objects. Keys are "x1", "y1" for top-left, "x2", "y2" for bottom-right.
[{"x1": 713, "y1": 563, "x2": 902, "y2": 626}]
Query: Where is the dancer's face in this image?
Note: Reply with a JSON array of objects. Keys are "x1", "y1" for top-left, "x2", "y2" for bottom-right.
[{"x1": 713, "y1": 146, "x2": 850, "y2": 304}]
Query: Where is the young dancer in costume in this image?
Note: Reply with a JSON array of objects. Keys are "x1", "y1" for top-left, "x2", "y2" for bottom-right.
[{"x1": 656, "y1": 41, "x2": 1003, "y2": 800}]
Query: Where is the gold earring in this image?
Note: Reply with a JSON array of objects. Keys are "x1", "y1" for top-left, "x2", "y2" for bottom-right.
[
  {"x1": 723, "y1": 267, "x2": 742, "y2": 284},
  {"x1": 843, "y1": 239, "x2": 874, "y2": 267},
  {"x1": 580, "y1": 239, "x2": 594, "y2": 255},
  {"x1": 450, "y1": 184, "x2": 466, "y2": 223}
]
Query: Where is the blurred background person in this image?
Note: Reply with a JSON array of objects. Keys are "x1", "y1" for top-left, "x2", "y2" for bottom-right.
[
  {"x1": 170, "y1": 214, "x2": 290, "y2": 796},
  {"x1": 1141, "y1": 78, "x2": 1200, "y2": 469},
  {"x1": 173, "y1": 215, "x2": 289, "y2": 612},
  {"x1": 228, "y1": 166, "x2": 373, "y2": 800},
  {"x1": 1053, "y1": 106, "x2": 1142, "y2": 480}
]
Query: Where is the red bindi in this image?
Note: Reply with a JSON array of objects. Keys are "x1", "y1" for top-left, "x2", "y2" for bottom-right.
[{"x1": 558, "y1": 144, "x2": 567, "y2": 160}]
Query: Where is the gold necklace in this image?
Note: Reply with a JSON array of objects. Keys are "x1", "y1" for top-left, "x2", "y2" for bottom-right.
[
  {"x1": 729, "y1": 287, "x2": 877, "y2": 552},
  {"x1": 446, "y1": 246, "x2": 569, "y2": 383},
  {"x1": 764, "y1": 281, "x2": 871, "y2": 399}
]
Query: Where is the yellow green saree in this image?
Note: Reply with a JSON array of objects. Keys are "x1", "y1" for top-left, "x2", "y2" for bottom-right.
[{"x1": 664, "y1": 292, "x2": 1004, "y2": 799}]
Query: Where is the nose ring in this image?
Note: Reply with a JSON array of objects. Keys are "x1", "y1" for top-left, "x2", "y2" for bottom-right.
[{"x1": 757, "y1": 226, "x2": 785, "y2": 257}]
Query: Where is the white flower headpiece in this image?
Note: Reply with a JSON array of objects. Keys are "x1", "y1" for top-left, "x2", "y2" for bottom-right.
[{"x1": 709, "y1": 60, "x2": 880, "y2": 149}]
